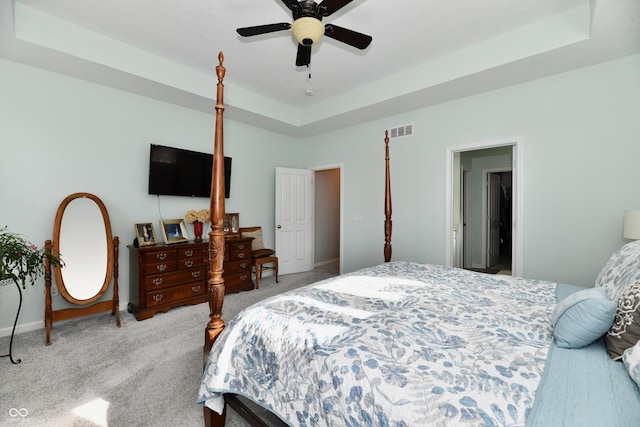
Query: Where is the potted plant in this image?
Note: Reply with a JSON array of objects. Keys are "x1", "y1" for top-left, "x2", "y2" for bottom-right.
[{"x1": 0, "y1": 226, "x2": 62, "y2": 364}]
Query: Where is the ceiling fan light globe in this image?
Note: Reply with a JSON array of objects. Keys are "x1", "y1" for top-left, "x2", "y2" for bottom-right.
[{"x1": 291, "y1": 17, "x2": 324, "y2": 45}]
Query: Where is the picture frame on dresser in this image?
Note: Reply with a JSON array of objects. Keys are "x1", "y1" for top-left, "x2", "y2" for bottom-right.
[
  {"x1": 160, "y1": 219, "x2": 189, "y2": 244},
  {"x1": 134, "y1": 222, "x2": 156, "y2": 246},
  {"x1": 223, "y1": 213, "x2": 240, "y2": 238}
]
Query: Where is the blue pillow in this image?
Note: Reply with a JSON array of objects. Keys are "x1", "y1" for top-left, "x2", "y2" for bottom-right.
[{"x1": 552, "y1": 286, "x2": 617, "y2": 349}]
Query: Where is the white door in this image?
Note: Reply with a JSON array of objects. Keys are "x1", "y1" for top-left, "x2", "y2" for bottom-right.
[
  {"x1": 486, "y1": 173, "x2": 501, "y2": 268},
  {"x1": 275, "y1": 167, "x2": 313, "y2": 275}
]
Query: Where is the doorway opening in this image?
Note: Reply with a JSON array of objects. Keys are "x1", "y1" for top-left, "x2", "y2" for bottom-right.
[
  {"x1": 445, "y1": 138, "x2": 523, "y2": 277},
  {"x1": 275, "y1": 166, "x2": 342, "y2": 277},
  {"x1": 313, "y1": 166, "x2": 342, "y2": 276},
  {"x1": 483, "y1": 170, "x2": 512, "y2": 274}
]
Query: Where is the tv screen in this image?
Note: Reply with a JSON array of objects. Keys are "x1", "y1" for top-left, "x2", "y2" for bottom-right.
[{"x1": 148, "y1": 144, "x2": 231, "y2": 198}]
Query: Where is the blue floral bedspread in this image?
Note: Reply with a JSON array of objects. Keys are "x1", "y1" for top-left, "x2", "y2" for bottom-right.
[{"x1": 198, "y1": 261, "x2": 556, "y2": 426}]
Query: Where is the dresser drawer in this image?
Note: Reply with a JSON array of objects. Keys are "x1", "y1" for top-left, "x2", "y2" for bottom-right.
[
  {"x1": 144, "y1": 260, "x2": 177, "y2": 275},
  {"x1": 145, "y1": 282, "x2": 206, "y2": 307},
  {"x1": 143, "y1": 249, "x2": 176, "y2": 264},
  {"x1": 224, "y1": 259, "x2": 251, "y2": 275},
  {"x1": 144, "y1": 267, "x2": 206, "y2": 290},
  {"x1": 226, "y1": 243, "x2": 251, "y2": 260},
  {"x1": 177, "y1": 257, "x2": 208, "y2": 269},
  {"x1": 225, "y1": 271, "x2": 252, "y2": 288},
  {"x1": 178, "y1": 246, "x2": 208, "y2": 261}
]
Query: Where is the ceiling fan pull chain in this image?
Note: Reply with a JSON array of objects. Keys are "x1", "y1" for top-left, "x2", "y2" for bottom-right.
[{"x1": 305, "y1": 64, "x2": 314, "y2": 96}]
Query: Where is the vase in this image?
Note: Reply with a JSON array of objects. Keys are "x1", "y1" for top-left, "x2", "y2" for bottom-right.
[{"x1": 193, "y1": 221, "x2": 203, "y2": 242}]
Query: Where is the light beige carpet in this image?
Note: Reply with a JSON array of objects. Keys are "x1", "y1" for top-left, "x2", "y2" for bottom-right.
[{"x1": 0, "y1": 266, "x2": 338, "y2": 426}]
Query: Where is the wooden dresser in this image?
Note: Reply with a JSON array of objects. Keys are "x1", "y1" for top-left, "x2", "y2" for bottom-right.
[
  {"x1": 223, "y1": 236, "x2": 254, "y2": 294},
  {"x1": 128, "y1": 237, "x2": 254, "y2": 320},
  {"x1": 128, "y1": 241, "x2": 209, "y2": 320}
]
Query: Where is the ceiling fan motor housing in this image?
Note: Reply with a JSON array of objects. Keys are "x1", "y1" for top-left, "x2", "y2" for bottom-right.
[{"x1": 297, "y1": 0, "x2": 323, "y2": 18}]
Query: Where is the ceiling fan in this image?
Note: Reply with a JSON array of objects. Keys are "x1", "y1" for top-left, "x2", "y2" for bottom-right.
[{"x1": 236, "y1": 0, "x2": 372, "y2": 67}]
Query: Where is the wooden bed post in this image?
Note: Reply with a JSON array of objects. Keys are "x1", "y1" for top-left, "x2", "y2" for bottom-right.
[
  {"x1": 384, "y1": 130, "x2": 392, "y2": 262},
  {"x1": 204, "y1": 51, "x2": 227, "y2": 427}
]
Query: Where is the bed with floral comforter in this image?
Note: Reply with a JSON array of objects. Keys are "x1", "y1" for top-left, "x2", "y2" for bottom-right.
[{"x1": 198, "y1": 261, "x2": 557, "y2": 426}]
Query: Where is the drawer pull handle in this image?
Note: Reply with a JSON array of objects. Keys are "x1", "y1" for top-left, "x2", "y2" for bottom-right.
[
  {"x1": 192, "y1": 285, "x2": 201, "y2": 293},
  {"x1": 153, "y1": 278, "x2": 163, "y2": 286},
  {"x1": 156, "y1": 253, "x2": 167, "y2": 260},
  {"x1": 192, "y1": 271, "x2": 201, "y2": 278},
  {"x1": 238, "y1": 253, "x2": 245, "y2": 259},
  {"x1": 240, "y1": 274, "x2": 248, "y2": 281},
  {"x1": 238, "y1": 244, "x2": 245, "y2": 249},
  {"x1": 240, "y1": 263, "x2": 247, "y2": 269},
  {"x1": 153, "y1": 294, "x2": 164, "y2": 302},
  {"x1": 185, "y1": 250, "x2": 194, "y2": 257},
  {"x1": 185, "y1": 260, "x2": 194, "y2": 268},
  {"x1": 156, "y1": 264, "x2": 167, "y2": 272}
]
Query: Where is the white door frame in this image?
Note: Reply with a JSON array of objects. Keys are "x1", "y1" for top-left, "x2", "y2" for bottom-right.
[{"x1": 445, "y1": 137, "x2": 524, "y2": 277}]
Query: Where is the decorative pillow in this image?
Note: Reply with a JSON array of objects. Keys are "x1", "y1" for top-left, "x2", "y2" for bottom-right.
[
  {"x1": 552, "y1": 286, "x2": 617, "y2": 349},
  {"x1": 241, "y1": 229, "x2": 265, "y2": 252},
  {"x1": 595, "y1": 240, "x2": 640, "y2": 301},
  {"x1": 606, "y1": 281, "x2": 640, "y2": 360},
  {"x1": 623, "y1": 339, "x2": 640, "y2": 388}
]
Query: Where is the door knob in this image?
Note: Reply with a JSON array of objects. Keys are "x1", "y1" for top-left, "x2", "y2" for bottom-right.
[{"x1": 277, "y1": 225, "x2": 282, "y2": 229}]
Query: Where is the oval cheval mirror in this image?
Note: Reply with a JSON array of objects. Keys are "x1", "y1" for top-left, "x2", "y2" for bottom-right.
[{"x1": 44, "y1": 192, "x2": 121, "y2": 345}]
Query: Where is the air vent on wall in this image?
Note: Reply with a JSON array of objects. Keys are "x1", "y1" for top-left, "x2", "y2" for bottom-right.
[{"x1": 389, "y1": 123, "x2": 414, "y2": 139}]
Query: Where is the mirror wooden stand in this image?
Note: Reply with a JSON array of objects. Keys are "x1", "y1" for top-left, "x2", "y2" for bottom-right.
[{"x1": 44, "y1": 192, "x2": 121, "y2": 346}]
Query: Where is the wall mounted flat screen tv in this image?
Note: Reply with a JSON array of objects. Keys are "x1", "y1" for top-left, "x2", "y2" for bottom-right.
[{"x1": 148, "y1": 144, "x2": 231, "y2": 198}]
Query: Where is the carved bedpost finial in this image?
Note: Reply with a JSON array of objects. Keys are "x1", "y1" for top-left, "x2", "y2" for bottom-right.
[
  {"x1": 216, "y1": 52, "x2": 226, "y2": 82},
  {"x1": 384, "y1": 130, "x2": 392, "y2": 262}
]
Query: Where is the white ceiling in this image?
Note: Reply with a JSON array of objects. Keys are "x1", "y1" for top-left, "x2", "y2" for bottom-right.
[{"x1": 1, "y1": 0, "x2": 639, "y2": 137}]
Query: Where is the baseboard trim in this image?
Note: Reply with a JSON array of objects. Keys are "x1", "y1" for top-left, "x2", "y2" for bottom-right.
[
  {"x1": 0, "y1": 302, "x2": 129, "y2": 338},
  {"x1": 0, "y1": 318, "x2": 42, "y2": 338},
  {"x1": 315, "y1": 258, "x2": 339, "y2": 268}
]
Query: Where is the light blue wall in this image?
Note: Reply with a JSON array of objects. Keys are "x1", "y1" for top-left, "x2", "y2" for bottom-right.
[
  {"x1": 0, "y1": 59, "x2": 301, "y2": 333},
  {"x1": 2, "y1": 53, "x2": 639, "y2": 335},
  {"x1": 301, "y1": 54, "x2": 640, "y2": 283}
]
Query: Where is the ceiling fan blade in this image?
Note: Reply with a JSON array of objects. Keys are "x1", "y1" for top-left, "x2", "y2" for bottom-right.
[
  {"x1": 318, "y1": 0, "x2": 354, "y2": 17},
  {"x1": 237, "y1": 23, "x2": 291, "y2": 37},
  {"x1": 324, "y1": 24, "x2": 372, "y2": 49},
  {"x1": 295, "y1": 43, "x2": 312, "y2": 67}
]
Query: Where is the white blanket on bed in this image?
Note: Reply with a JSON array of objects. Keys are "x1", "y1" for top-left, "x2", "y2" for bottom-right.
[{"x1": 199, "y1": 261, "x2": 556, "y2": 426}]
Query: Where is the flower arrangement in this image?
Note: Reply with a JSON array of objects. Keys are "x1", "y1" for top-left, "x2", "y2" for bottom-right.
[
  {"x1": 1, "y1": 226, "x2": 63, "y2": 289},
  {"x1": 186, "y1": 209, "x2": 210, "y2": 224}
]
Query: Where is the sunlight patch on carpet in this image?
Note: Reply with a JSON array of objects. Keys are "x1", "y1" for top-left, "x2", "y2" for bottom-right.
[{"x1": 72, "y1": 398, "x2": 110, "y2": 426}]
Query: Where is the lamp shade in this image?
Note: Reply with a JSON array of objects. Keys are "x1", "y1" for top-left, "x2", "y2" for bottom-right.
[
  {"x1": 623, "y1": 210, "x2": 640, "y2": 240},
  {"x1": 291, "y1": 17, "x2": 325, "y2": 45}
]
